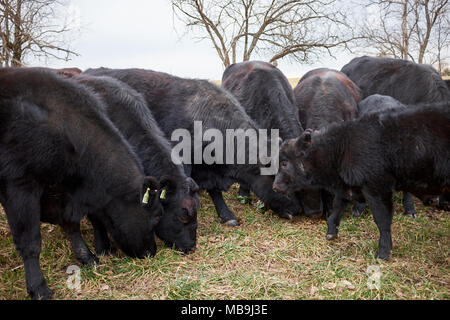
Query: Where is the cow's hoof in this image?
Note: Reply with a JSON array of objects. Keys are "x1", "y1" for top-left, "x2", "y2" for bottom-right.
[
  {"x1": 377, "y1": 254, "x2": 390, "y2": 261},
  {"x1": 424, "y1": 197, "x2": 439, "y2": 206},
  {"x1": 306, "y1": 213, "x2": 323, "y2": 220},
  {"x1": 405, "y1": 208, "x2": 417, "y2": 219},
  {"x1": 406, "y1": 213, "x2": 417, "y2": 219},
  {"x1": 30, "y1": 283, "x2": 54, "y2": 300},
  {"x1": 96, "y1": 246, "x2": 117, "y2": 257},
  {"x1": 326, "y1": 234, "x2": 338, "y2": 241},
  {"x1": 224, "y1": 220, "x2": 240, "y2": 227},
  {"x1": 279, "y1": 213, "x2": 293, "y2": 220},
  {"x1": 377, "y1": 249, "x2": 391, "y2": 261},
  {"x1": 78, "y1": 253, "x2": 99, "y2": 266},
  {"x1": 95, "y1": 242, "x2": 117, "y2": 257},
  {"x1": 352, "y1": 208, "x2": 364, "y2": 218}
]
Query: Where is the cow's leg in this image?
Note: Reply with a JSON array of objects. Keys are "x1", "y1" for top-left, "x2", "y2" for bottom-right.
[
  {"x1": 402, "y1": 192, "x2": 417, "y2": 218},
  {"x1": 238, "y1": 183, "x2": 252, "y2": 204},
  {"x1": 438, "y1": 194, "x2": 450, "y2": 211},
  {"x1": 363, "y1": 189, "x2": 393, "y2": 260},
  {"x1": 321, "y1": 190, "x2": 334, "y2": 220},
  {"x1": 300, "y1": 189, "x2": 324, "y2": 219},
  {"x1": 208, "y1": 189, "x2": 239, "y2": 227},
  {"x1": 87, "y1": 213, "x2": 116, "y2": 256},
  {"x1": 352, "y1": 201, "x2": 367, "y2": 217},
  {"x1": 61, "y1": 221, "x2": 99, "y2": 266},
  {"x1": 4, "y1": 184, "x2": 53, "y2": 300},
  {"x1": 326, "y1": 194, "x2": 349, "y2": 240}
]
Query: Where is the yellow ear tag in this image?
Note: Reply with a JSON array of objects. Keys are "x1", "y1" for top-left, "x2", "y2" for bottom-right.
[
  {"x1": 142, "y1": 188, "x2": 151, "y2": 204},
  {"x1": 160, "y1": 189, "x2": 167, "y2": 200}
]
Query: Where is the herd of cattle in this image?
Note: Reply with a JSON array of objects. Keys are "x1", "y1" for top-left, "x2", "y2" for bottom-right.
[{"x1": 0, "y1": 56, "x2": 449, "y2": 299}]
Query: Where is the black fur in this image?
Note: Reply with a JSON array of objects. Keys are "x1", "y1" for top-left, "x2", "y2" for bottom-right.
[
  {"x1": 358, "y1": 94, "x2": 407, "y2": 115},
  {"x1": 85, "y1": 67, "x2": 300, "y2": 224},
  {"x1": 286, "y1": 68, "x2": 362, "y2": 218},
  {"x1": 295, "y1": 68, "x2": 361, "y2": 129},
  {"x1": 344, "y1": 57, "x2": 450, "y2": 213},
  {"x1": 275, "y1": 102, "x2": 450, "y2": 260},
  {"x1": 222, "y1": 61, "x2": 316, "y2": 216},
  {"x1": 222, "y1": 61, "x2": 303, "y2": 139},
  {"x1": 357, "y1": 94, "x2": 417, "y2": 217},
  {"x1": 71, "y1": 74, "x2": 200, "y2": 254},
  {"x1": 342, "y1": 56, "x2": 450, "y2": 104},
  {"x1": 0, "y1": 68, "x2": 162, "y2": 299}
]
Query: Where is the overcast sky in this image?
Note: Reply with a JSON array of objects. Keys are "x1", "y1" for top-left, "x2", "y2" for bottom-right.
[{"x1": 37, "y1": 0, "x2": 359, "y2": 80}]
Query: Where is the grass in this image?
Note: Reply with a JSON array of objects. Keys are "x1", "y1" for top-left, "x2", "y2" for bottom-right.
[{"x1": 0, "y1": 184, "x2": 449, "y2": 300}]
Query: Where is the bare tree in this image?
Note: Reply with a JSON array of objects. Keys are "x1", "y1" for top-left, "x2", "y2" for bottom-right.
[
  {"x1": 0, "y1": 0, "x2": 79, "y2": 67},
  {"x1": 358, "y1": 0, "x2": 450, "y2": 68},
  {"x1": 171, "y1": 0, "x2": 357, "y2": 68}
]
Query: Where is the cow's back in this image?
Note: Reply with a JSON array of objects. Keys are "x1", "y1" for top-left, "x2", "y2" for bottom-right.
[
  {"x1": 342, "y1": 56, "x2": 450, "y2": 104},
  {"x1": 0, "y1": 68, "x2": 143, "y2": 207},
  {"x1": 222, "y1": 61, "x2": 302, "y2": 140},
  {"x1": 294, "y1": 69, "x2": 360, "y2": 130},
  {"x1": 85, "y1": 68, "x2": 258, "y2": 137}
]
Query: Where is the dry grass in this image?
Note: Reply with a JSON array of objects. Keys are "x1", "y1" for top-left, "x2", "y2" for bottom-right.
[{"x1": 0, "y1": 185, "x2": 449, "y2": 300}]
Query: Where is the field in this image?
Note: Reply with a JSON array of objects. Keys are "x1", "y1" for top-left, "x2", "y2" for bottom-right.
[
  {"x1": 0, "y1": 185, "x2": 449, "y2": 300},
  {"x1": 1, "y1": 75, "x2": 449, "y2": 301}
]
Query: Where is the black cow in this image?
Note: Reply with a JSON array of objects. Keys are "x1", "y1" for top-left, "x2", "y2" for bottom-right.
[
  {"x1": 295, "y1": 68, "x2": 361, "y2": 129},
  {"x1": 85, "y1": 68, "x2": 300, "y2": 226},
  {"x1": 222, "y1": 61, "x2": 302, "y2": 140},
  {"x1": 341, "y1": 56, "x2": 450, "y2": 104},
  {"x1": 358, "y1": 94, "x2": 407, "y2": 115},
  {"x1": 69, "y1": 74, "x2": 200, "y2": 254},
  {"x1": 357, "y1": 94, "x2": 417, "y2": 217},
  {"x1": 274, "y1": 102, "x2": 450, "y2": 260},
  {"x1": 0, "y1": 68, "x2": 163, "y2": 299},
  {"x1": 343, "y1": 56, "x2": 450, "y2": 213},
  {"x1": 290, "y1": 68, "x2": 365, "y2": 217},
  {"x1": 221, "y1": 61, "x2": 322, "y2": 217}
]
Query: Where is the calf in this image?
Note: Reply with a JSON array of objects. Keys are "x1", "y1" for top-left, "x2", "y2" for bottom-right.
[
  {"x1": 85, "y1": 68, "x2": 300, "y2": 226},
  {"x1": 0, "y1": 68, "x2": 163, "y2": 299},
  {"x1": 357, "y1": 94, "x2": 417, "y2": 217},
  {"x1": 291, "y1": 68, "x2": 364, "y2": 217},
  {"x1": 222, "y1": 61, "x2": 321, "y2": 216},
  {"x1": 274, "y1": 102, "x2": 450, "y2": 260},
  {"x1": 342, "y1": 57, "x2": 450, "y2": 215},
  {"x1": 71, "y1": 74, "x2": 200, "y2": 254}
]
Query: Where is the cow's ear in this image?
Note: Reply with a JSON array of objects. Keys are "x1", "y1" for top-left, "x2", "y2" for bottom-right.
[
  {"x1": 295, "y1": 130, "x2": 313, "y2": 157},
  {"x1": 142, "y1": 176, "x2": 159, "y2": 207},
  {"x1": 159, "y1": 176, "x2": 178, "y2": 202}
]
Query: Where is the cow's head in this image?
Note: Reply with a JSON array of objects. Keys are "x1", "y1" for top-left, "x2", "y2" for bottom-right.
[
  {"x1": 154, "y1": 176, "x2": 200, "y2": 254},
  {"x1": 101, "y1": 176, "x2": 163, "y2": 258},
  {"x1": 273, "y1": 129, "x2": 318, "y2": 194}
]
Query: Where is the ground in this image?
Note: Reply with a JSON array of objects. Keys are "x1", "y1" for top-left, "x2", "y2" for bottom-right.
[{"x1": 0, "y1": 185, "x2": 448, "y2": 300}]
